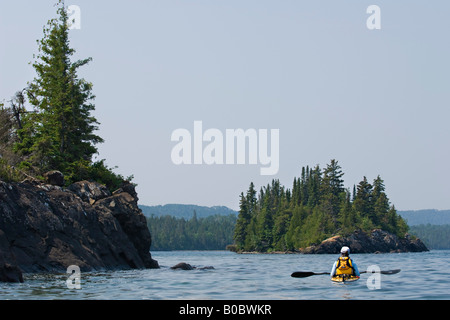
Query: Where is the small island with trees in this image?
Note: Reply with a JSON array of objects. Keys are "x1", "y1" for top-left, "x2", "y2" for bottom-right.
[{"x1": 232, "y1": 159, "x2": 428, "y2": 253}]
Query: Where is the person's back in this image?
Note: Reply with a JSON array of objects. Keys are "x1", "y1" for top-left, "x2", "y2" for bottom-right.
[{"x1": 330, "y1": 246, "x2": 360, "y2": 278}]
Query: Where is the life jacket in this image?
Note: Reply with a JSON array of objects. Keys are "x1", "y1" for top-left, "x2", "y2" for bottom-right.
[{"x1": 335, "y1": 256, "x2": 354, "y2": 276}]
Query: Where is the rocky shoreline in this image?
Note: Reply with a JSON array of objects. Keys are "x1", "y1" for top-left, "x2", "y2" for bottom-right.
[
  {"x1": 0, "y1": 174, "x2": 159, "y2": 283},
  {"x1": 233, "y1": 229, "x2": 429, "y2": 254},
  {"x1": 0, "y1": 173, "x2": 430, "y2": 283},
  {"x1": 299, "y1": 229, "x2": 429, "y2": 254}
]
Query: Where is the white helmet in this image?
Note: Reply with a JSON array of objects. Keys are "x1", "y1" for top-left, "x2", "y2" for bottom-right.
[{"x1": 341, "y1": 246, "x2": 350, "y2": 254}]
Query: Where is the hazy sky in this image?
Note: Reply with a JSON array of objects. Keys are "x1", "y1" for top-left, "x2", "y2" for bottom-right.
[{"x1": 1, "y1": 1, "x2": 449, "y2": 211}]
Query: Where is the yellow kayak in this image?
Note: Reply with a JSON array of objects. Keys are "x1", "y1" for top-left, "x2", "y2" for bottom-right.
[{"x1": 331, "y1": 275, "x2": 360, "y2": 283}]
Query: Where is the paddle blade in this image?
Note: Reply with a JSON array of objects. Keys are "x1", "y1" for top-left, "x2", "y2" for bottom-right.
[
  {"x1": 380, "y1": 269, "x2": 401, "y2": 275},
  {"x1": 291, "y1": 271, "x2": 329, "y2": 278},
  {"x1": 291, "y1": 272, "x2": 315, "y2": 278}
]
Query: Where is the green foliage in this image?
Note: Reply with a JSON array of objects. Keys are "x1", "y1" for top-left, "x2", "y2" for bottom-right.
[
  {"x1": 0, "y1": 159, "x2": 22, "y2": 183},
  {"x1": 147, "y1": 214, "x2": 237, "y2": 250},
  {"x1": 14, "y1": 1, "x2": 103, "y2": 178},
  {"x1": 65, "y1": 159, "x2": 132, "y2": 192},
  {"x1": 233, "y1": 159, "x2": 409, "y2": 252},
  {"x1": 0, "y1": 1, "x2": 128, "y2": 189}
]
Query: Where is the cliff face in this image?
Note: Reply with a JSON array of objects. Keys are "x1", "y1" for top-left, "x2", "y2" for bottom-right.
[
  {"x1": 0, "y1": 178, "x2": 159, "y2": 283},
  {"x1": 300, "y1": 229, "x2": 429, "y2": 254}
]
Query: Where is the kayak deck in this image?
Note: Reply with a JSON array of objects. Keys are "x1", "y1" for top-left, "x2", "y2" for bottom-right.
[{"x1": 331, "y1": 275, "x2": 360, "y2": 283}]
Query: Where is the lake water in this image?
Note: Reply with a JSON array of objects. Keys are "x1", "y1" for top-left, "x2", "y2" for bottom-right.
[{"x1": 1, "y1": 250, "x2": 449, "y2": 300}]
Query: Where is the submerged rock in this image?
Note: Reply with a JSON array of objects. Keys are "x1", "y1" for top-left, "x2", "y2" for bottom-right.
[
  {"x1": 171, "y1": 262, "x2": 194, "y2": 270},
  {"x1": 300, "y1": 229, "x2": 429, "y2": 254},
  {"x1": 171, "y1": 262, "x2": 214, "y2": 270},
  {"x1": 0, "y1": 179, "x2": 159, "y2": 282}
]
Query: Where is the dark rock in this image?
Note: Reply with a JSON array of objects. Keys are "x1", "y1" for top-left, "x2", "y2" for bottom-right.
[
  {"x1": 43, "y1": 171, "x2": 65, "y2": 187},
  {"x1": 170, "y1": 262, "x2": 214, "y2": 270},
  {"x1": 95, "y1": 188, "x2": 159, "y2": 269},
  {"x1": 0, "y1": 264, "x2": 23, "y2": 283},
  {"x1": 112, "y1": 182, "x2": 139, "y2": 200},
  {"x1": 69, "y1": 181, "x2": 111, "y2": 205},
  {"x1": 171, "y1": 262, "x2": 194, "y2": 270},
  {"x1": 0, "y1": 229, "x2": 23, "y2": 283},
  {"x1": 0, "y1": 179, "x2": 159, "y2": 281},
  {"x1": 197, "y1": 266, "x2": 215, "y2": 270},
  {"x1": 300, "y1": 229, "x2": 429, "y2": 254}
]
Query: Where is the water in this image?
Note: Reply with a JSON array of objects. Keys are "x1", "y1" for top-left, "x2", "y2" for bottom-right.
[{"x1": 1, "y1": 250, "x2": 449, "y2": 300}]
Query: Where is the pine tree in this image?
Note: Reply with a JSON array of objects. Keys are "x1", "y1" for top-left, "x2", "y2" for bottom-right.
[
  {"x1": 246, "y1": 182, "x2": 257, "y2": 214},
  {"x1": 372, "y1": 176, "x2": 390, "y2": 229},
  {"x1": 234, "y1": 192, "x2": 250, "y2": 250},
  {"x1": 321, "y1": 159, "x2": 344, "y2": 198},
  {"x1": 300, "y1": 166, "x2": 308, "y2": 205},
  {"x1": 354, "y1": 176, "x2": 374, "y2": 218},
  {"x1": 285, "y1": 205, "x2": 309, "y2": 249},
  {"x1": 320, "y1": 159, "x2": 345, "y2": 224},
  {"x1": 272, "y1": 208, "x2": 291, "y2": 250},
  {"x1": 307, "y1": 165, "x2": 322, "y2": 207},
  {"x1": 18, "y1": 0, "x2": 103, "y2": 177},
  {"x1": 337, "y1": 191, "x2": 360, "y2": 235},
  {"x1": 390, "y1": 205, "x2": 409, "y2": 237}
]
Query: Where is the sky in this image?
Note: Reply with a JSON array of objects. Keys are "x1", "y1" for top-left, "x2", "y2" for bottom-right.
[{"x1": 1, "y1": 1, "x2": 449, "y2": 211}]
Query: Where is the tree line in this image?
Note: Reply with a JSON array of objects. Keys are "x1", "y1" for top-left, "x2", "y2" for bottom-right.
[
  {"x1": 409, "y1": 224, "x2": 450, "y2": 249},
  {"x1": 234, "y1": 159, "x2": 409, "y2": 252},
  {"x1": 0, "y1": 0, "x2": 127, "y2": 190},
  {"x1": 147, "y1": 213, "x2": 237, "y2": 250}
]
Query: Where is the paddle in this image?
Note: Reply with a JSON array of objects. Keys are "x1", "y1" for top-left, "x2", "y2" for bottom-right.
[
  {"x1": 360, "y1": 269, "x2": 401, "y2": 275},
  {"x1": 291, "y1": 269, "x2": 400, "y2": 278},
  {"x1": 291, "y1": 272, "x2": 329, "y2": 278}
]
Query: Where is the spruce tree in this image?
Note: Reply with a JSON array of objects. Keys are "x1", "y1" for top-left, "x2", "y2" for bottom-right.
[
  {"x1": 246, "y1": 182, "x2": 257, "y2": 214},
  {"x1": 234, "y1": 192, "x2": 249, "y2": 250},
  {"x1": 354, "y1": 176, "x2": 374, "y2": 218},
  {"x1": 372, "y1": 176, "x2": 390, "y2": 228},
  {"x1": 320, "y1": 159, "x2": 345, "y2": 223},
  {"x1": 18, "y1": 0, "x2": 103, "y2": 177},
  {"x1": 321, "y1": 159, "x2": 344, "y2": 198}
]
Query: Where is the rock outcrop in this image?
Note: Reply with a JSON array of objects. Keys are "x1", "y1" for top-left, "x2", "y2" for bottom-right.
[
  {"x1": 171, "y1": 262, "x2": 214, "y2": 270},
  {"x1": 171, "y1": 262, "x2": 195, "y2": 270},
  {"x1": 0, "y1": 178, "x2": 159, "y2": 282},
  {"x1": 43, "y1": 170, "x2": 65, "y2": 187},
  {"x1": 300, "y1": 229, "x2": 429, "y2": 254},
  {"x1": 68, "y1": 180, "x2": 111, "y2": 205}
]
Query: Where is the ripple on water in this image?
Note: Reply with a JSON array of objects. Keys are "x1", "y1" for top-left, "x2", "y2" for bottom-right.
[{"x1": 1, "y1": 250, "x2": 449, "y2": 300}]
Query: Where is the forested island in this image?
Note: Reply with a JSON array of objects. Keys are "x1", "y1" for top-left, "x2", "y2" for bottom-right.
[
  {"x1": 233, "y1": 160, "x2": 412, "y2": 252},
  {"x1": 143, "y1": 160, "x2": 432, "y2": 252},
  {"x1": 142, "y1": 204, "x2": 447, "y2": 251}
]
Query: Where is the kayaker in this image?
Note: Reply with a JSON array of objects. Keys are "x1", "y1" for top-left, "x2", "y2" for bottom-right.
[{"x1": 330, "y1": 246, "x2": 360, "y2": 279}]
